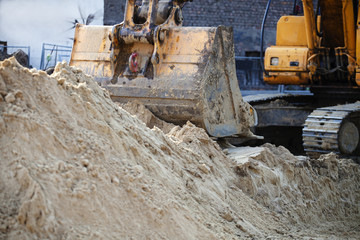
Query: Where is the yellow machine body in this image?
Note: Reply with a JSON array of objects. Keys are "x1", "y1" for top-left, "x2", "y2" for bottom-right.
[
  {"x1": 264, "y1": 15, "x2": 311, "y2": 85},
  {"x1": 264, "y1": 0, "x2": 360, "y2": 88},
  {"x1": 264, "y1": 46, "x2": 309, "y2": 84},
  {"x1": 70, "y1": 0, "x2": 254, "y2": 138},
  {"x1": 275, "y1": 16, "x2": 307, "y2": 47},
  {"x1": 70, "y1": 25, "x2": 112, "y2": 79}
]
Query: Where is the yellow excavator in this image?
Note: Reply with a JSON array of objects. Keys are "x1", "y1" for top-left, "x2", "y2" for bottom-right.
[
  {"x1": 261, "y1": 0, "x2": 360, "y2": 156},
  {"x1": 69, "y1": 0, "x2": 359, "y2": 157},
  {"x1": 70, "y1": 0, "x2": 257, "y2": 139}
]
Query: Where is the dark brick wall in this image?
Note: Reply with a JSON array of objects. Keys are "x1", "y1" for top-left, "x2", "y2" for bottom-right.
[
  {"x1": 103, "y1": 0, "x2": 126, "y2": 25},
  {"x1": 182, "y1": 0, "x2": 294, "y2": 29},
  {"x1": 182, "y1": 0, "x2": 294, "y2": 55}
]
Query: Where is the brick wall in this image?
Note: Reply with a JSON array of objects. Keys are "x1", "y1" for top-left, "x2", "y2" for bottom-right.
[
  {"x1": 182, "y1": 0, "x2": 293, "y2": 29},
  {"x1": 103, "y1": 0, "x2": 126, "y2": 26},
  {"x1": 182, "y1": 0, "x2": 295, "y2": 55}
]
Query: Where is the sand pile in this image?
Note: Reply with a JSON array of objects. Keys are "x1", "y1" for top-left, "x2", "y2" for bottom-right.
[
  {"x1": 0, "y1": 57, "x2": 359, "y2": 239},
  {"x1": 228, "y1": 145, "x2": 360, "y2": 237},
  {"x1": 120, "y1": 101, "x2": 176, "y2": 134},
  {"x1": 0, "y1": 58, "x2": 284, "y2": 239}
]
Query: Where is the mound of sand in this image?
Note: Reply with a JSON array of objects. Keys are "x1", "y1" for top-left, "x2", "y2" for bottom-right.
[
  {"x1": 0, "y1": 58, "x2": 359, "y2": 239},
  {"x1": 228, "y1": 145, "x2": 360, "y2": 237},
  {"x1": 120, "y1": 101, "x2": 176, "y2": 134}
]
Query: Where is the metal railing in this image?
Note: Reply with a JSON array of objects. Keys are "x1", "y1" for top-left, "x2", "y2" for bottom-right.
[
  {"x1": 40, "y1": 43, "x2": 72, "y2": 70},
  {"x1": 235, "y1": 56, "x2": 275, "y2": 90}
]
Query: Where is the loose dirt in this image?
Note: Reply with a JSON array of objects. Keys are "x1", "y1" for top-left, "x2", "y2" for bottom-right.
[
  {"x1": 0, "y1": 58, "x2": 359, "y2": 239},
  {"x1": 120, "y1": 101, "x2": 176, "y2": 134}
]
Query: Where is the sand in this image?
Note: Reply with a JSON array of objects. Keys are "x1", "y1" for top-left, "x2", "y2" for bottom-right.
[{"x1": 0, "y1": 58, "x2": 359, "y2": 239}]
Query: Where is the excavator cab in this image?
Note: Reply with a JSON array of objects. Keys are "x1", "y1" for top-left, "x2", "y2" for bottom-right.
[{"x1": 70, "y1": 0, "x2": 256, "y2": 138}]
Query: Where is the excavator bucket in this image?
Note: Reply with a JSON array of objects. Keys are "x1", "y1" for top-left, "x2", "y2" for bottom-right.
[
  {"x1": 70, "y1": 25, "x2": 112, "y2": 81},
  {"x1": 70, "y1": 1, "x2": 254, "y2": 138}
]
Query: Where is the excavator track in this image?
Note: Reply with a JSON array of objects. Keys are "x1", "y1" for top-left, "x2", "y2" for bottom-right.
[{"x1": 302, "y1": 102, "x2": 360, "y2": 156}]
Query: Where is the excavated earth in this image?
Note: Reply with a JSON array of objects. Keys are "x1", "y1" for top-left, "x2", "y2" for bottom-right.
[{"x1": 0, "y1": 58, "x2": 359, "y2": 239}]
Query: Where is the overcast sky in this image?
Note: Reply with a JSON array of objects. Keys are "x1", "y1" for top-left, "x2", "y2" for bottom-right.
[{"x1": 0, "y1": 0, "x2": 104, "y2": 68}]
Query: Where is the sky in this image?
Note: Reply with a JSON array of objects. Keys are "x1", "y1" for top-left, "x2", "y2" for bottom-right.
[{"x1": 0, "y1": 0, "x2": 104, "y2": 69}]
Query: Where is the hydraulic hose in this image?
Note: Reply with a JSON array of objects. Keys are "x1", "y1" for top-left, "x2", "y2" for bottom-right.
[
  {"x1": 260, "y1": 0, "x2": 272, "y2": 77},
  {"x1": 315, "y1": 0, "x2": 322, "y2": 37},
  {"x1": 292, "y1": 0, "x2": 297, "y2": 15}
]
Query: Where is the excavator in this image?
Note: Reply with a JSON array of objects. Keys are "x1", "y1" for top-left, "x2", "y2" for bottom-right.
[
  {"x1": 70, "y1": 0, "x2": 257, "y2": 140},
  {"x1": 69, "y1": 0, "x2": 359, "y2": 157},
  {"x1": 261, "y1": 0, "x2": 360, "y2": 156}
]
